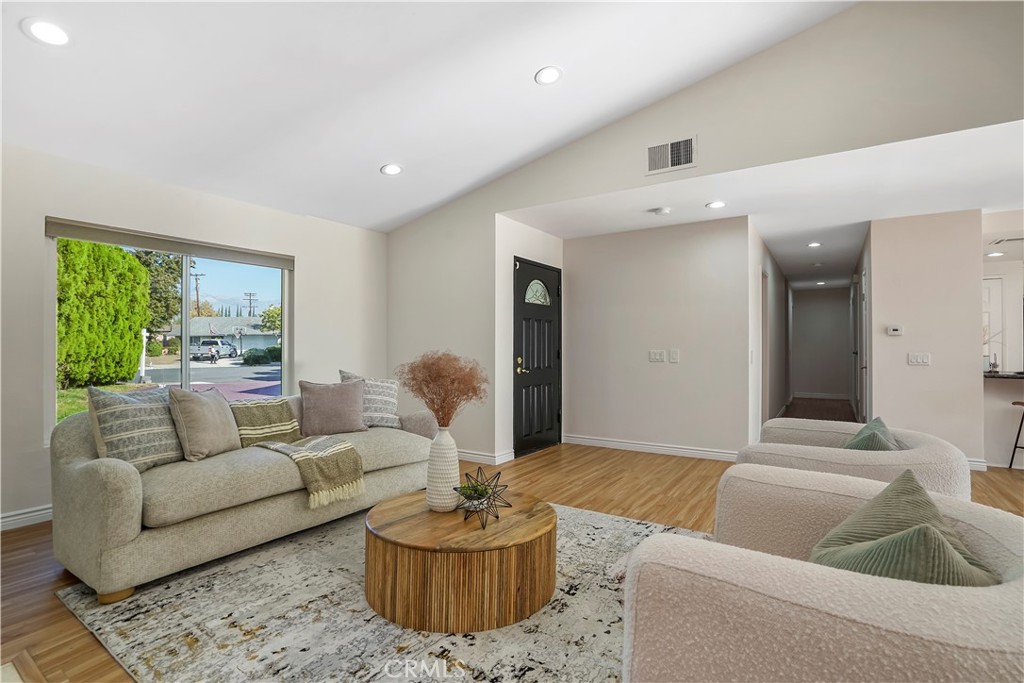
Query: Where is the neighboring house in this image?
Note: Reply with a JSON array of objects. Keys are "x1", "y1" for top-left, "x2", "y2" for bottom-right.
[{"x1": 168, "y1": 316, "x2": 280, "y2": 353}]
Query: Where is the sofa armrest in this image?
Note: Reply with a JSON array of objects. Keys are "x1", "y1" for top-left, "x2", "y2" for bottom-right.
[
  {"x1": 50, "y1": 413, "x2": 144, "y2": 588},
  {"x1": 624, "y1": 533, "x2": 1023, "y2": 683},
  {"x1": 737, "y1": 439, "x2": 971, "y2": 500},
  {"x1": 399, "y1": 410, "x2": 438, "y2": 440}
]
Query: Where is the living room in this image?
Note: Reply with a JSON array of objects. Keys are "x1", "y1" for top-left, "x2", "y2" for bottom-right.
[{"x1": 2, "y1": 2, "x2": 1023, "y2": 681}]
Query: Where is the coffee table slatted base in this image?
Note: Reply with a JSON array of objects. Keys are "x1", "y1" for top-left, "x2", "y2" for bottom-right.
[{"x1": 365, "y1": 527, "x2": 556, "y2": 633}]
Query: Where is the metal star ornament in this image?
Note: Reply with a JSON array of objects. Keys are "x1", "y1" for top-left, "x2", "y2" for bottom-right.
[{"x1": 453, "y1": 467, "x2": 512, "y2": 529}]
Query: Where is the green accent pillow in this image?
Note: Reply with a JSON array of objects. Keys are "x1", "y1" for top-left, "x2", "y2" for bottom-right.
[
  {"x1": 810, "y1": 470, "x2": 999, "y2": 586},
  {"x1": 229, "y1": 397, "x2": 302, "y2": 448},
  {"x1": 844, "y1": 416, "x2": 900, "y2": 450}
]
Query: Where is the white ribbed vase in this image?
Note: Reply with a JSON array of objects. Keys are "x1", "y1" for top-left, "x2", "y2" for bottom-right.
[{"x1": 426, "y1": 427, "x2": 460, "y2": 512}]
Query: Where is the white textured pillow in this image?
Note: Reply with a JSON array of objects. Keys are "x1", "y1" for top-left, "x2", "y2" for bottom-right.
[{"x1": 338, "y1": 370, "x2": 401, "y2": 428}]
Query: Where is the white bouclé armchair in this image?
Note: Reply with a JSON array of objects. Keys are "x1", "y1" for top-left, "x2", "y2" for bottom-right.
[
  {"x1": 623, "y1": 464, "x2": 1023, "y2": 682},
  {"x1": 737, "y1": 417, "x2": 972, "y2": 499}
]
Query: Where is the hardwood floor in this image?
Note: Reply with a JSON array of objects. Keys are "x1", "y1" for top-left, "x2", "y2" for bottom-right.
[
  {"x1": 2, "y1": 444, "x2": 1021, "y2": 682},
  {"x1": 782, "y1": 397, "x2": 858, "y2": 422}
]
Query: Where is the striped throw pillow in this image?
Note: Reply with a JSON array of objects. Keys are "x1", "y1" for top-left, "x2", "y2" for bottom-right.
[
  {"x1": 87, "y1": 386, "x2": 185, "y2": 472},
  {"x1": 810, "y1": 470, "x2": 999, "y2": 586},
  {"x1": 339, "y1": 370, "x2": 401, "y2": 428},
  {"x1": 229, "y1": 397, "x2": 302, "y2": 448}
]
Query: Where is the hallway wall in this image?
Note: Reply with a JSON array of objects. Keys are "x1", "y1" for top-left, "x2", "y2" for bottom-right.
[{"x1": 791, "y1": 287, "x2": 851, "y2": 400}]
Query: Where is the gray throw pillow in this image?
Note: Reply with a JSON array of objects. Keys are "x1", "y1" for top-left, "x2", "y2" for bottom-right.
[
  {"x1": 299, "y1": 380, "x2": 367, "y2": 436},
  {"x1": 339, "y1": 369, "x2": 401, "y2": 428},
  {"x1": 87, "y1": 386, "x2": 185, "y2": 472},
  {"x1": 844, "y1": 416, "x2": 900, "y2": 451},
  {"x1": 810, "y1": 470, "x2": 999, "y2": 586},
  {"x1": 168, "y1": 387, "x2": 241, "y2": 461},
  {"x1": 229, "y1": 397, "x2": 302, "y2": 448}
]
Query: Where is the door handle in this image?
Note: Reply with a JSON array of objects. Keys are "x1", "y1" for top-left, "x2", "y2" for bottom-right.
[{"x1": 517, "y1": 367, "x2": 530, "y2": 374}]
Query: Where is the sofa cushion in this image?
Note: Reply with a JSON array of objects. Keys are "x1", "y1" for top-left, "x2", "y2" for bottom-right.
[
  {"x1": 169, "y1": 387, "x2": 241, "y2": 461},
  {"x1": 88, "y1": 386, "x2": 185, "y2": 472},
  {"x1": 339, "y1": 370, "x2": 401, "y2": 428},
  {"x1": 300, "y1": 380, "x2": 367, "y2": 435},
  {"x1": 141, "y1": 446, "x2": 303, "y2": 527},
  {"x1": 844, "y1": 417, "x2": 900, "y2": 451},
  {"x1": 336, "y1": 427, "x2": 430, "y2": 473},
  {"x1": 229, "y1": 397, "x2": 302, "y2": 448},
  {"x1": 810, "y1": 470, "x2": 998, "y2": 586}
]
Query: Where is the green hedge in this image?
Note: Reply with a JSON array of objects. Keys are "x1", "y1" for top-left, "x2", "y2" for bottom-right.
[
  {"x1": 146, "y1": 340, "x2": 164, "y2": 357},
  {"x1": 265, "y1": 345, "x2": 282, "y2": 362},
  {"x1": 242, "y1": 348, "x2": 270, "y2": 366},
  {"x1": 166, "y1": 337, "x2": 181, "y2": 354},
  {"x1": 57, "y1": 239, "x2": 149, "y2": 388}
]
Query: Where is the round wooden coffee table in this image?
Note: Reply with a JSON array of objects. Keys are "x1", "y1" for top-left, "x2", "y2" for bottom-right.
[{"x1": 364, "y1": 489, "x2": 557, "y2": 632}]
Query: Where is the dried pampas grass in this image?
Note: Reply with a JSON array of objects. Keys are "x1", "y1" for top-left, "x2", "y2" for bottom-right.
[{"x1": 395, "y1": 351, "x2": 489, "y2": 428}]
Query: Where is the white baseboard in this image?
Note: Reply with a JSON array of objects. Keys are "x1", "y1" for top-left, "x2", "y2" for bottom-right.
[
  {"x1": 563, "y1": 434, "x2": 737, "y2": 462},
  {"x1": 1, "y1": 504, "x2": 53, "y2": 531},
  {"x1": 968, "y1": 459, "x2": 988, "y2": 472},
  {"x1": 793, "y1": 392, "x2": 850, "y2": 400},
  {"x1": 458, "y1": 449, "x2": 515, "y2": 466}
]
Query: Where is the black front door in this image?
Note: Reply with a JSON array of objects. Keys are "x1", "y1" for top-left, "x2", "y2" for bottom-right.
[{"x1": 513, "y1": 258, "x2": 561, "y2": 456}]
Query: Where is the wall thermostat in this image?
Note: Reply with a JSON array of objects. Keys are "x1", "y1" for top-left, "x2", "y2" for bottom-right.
[{"x1": 886, "y1": 325, "x2": 903, "y2": 336}]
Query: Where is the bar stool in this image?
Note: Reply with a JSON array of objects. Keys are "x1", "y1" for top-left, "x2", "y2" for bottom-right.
[{"x1": 1011, "y1": 401, "x2": 1024, "y2": 469}]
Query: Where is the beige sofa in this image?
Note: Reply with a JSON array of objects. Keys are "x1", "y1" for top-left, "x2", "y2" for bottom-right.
[
  {"x1": 624, "y1": 464, "x2": 1023, "y2": 682},
  {"x1": 737, "y1": 417, "x2": 972, "y2": 500},
  {"x1": 50, "y1": 396, "x2": 436, "y2": 602}
]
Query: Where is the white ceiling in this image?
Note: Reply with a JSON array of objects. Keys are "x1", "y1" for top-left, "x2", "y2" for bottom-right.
[
  {"x1": 505, "y1": 121, "x2": 1024, "y2": 289},
  {"x1": 2, "y1": 2, "x2": 849, "y2": 231}
]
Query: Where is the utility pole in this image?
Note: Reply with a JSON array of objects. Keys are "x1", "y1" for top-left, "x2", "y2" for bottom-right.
[
  {"x1": 243, "y1": 292, "x2": 258, "y2": 317},
  {"x1": 192, "y1": 272, "x2": 206, "y2": 317}
]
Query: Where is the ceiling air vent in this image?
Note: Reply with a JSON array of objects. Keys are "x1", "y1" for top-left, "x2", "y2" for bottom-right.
[{"x1": 647, "y1": 136, "x2": 696, "y2": 175}]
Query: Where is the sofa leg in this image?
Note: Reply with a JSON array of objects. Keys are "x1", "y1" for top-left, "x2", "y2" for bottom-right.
[{"x1": 97, "y1": 587, "x2": 135, "y2": 604}]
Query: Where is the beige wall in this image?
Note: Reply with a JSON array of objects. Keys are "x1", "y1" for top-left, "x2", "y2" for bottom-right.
[
  {"x1": 764, "y1": 249, "x2": 790, "y2": 419},
  {"x1": 1, "y1": 146, "x2": 388, "y2": 516},
  {"x1": 869, "y1": 210, "x2": 984, "y2": 459},
  {"x1": 493, "y1": 216, "x2": 564, "y2": 461},
  {"x1": 563, "y1": 217, "x2": 751, "y2": 456},
  {"x1": 386, "y1": 1, "x2": 1022, "y2": 458},
  {"x1": 791, "y1": 288, "x2": 852, "y2": 399}
]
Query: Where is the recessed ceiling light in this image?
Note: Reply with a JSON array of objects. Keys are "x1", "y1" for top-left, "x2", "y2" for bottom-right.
[
  {"x1": 808, "y1": 242, "x2": 822, "y2": 248},
  {"x1": 379, "y1": 164, "x2": 403, "y2": 176},
  {"x1": 21, "y1": 18, "x2": 69, "y2": 46},
  {"x1": 705, "y1": 201, "x2": 726, "y2": 209},
  {"x1": 816, "y1": 281, "x2": 826, "y2": 286},
  {"x1": 648, "y1": 207, "x2": 671, "y2": 216},
  {"x1": 534, "y1": 66, "x2": 562, "y2": 85},
  {"x1": 987, "y1": 251, "x2": 1005, "y2": 257}
]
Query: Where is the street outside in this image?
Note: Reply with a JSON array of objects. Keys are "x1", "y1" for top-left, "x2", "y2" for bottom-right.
[{"x1": 145, "y1": 357, "x2": 282, "y2": 400}]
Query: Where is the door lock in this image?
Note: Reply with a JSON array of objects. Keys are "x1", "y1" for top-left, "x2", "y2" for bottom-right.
[{"x1": 517, "y1": 366, "x2": 530, "y2": 374}]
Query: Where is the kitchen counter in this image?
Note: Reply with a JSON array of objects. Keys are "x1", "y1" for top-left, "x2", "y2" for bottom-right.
[
  {"x1": 984, "y1": 375, "x2": 1024, "y2": 469},
  {"x1": 984, "y1": 372, "x2": 1024, "y2": 379}
]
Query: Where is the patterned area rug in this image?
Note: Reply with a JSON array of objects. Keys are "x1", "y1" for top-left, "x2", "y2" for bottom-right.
[{"x1": 58, "y1": 504, "x2": 704, "y2": 682}]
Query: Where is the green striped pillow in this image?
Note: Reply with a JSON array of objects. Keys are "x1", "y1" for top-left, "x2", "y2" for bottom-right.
[
  {"x1": 229, "y1": 397, "x2": 302, "y2": 448},
  {"x1": 810, "y1": 470, "x2": 999, "y2": 586},
  {"x1": 844, "y1": 416, "x2": 900, "y2": 450},
  {"x1": 87, "y1": 386, "x2": 185, "y2": 472}
]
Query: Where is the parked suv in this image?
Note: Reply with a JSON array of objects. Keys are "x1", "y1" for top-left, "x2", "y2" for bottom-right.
[{"x1": 189, "y1": 339, "x2": 238, "y2": 360}]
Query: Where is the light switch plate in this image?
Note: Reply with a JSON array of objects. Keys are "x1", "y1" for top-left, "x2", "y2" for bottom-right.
[
  {"x1": 669, "y1": 348, "x2": 680, "y2": 363},
  {"x1": 907, "y1": 352, "x2": 931, "y2": 366},
  {"x1": 649, "y1": 349, "x2": 666, "y2": 363}
]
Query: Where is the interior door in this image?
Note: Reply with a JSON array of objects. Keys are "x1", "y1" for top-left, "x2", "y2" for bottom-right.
[{"x1": 513, "y1": 258, "x2": 561, "y2": 456}]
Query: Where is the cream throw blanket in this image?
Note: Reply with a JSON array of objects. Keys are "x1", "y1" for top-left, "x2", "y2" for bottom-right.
[{"x1": 257, "y1": 435, "x2": 365, "y2": 509}]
